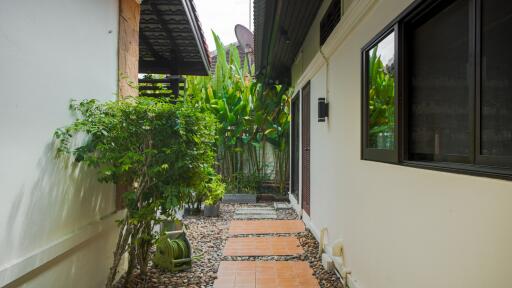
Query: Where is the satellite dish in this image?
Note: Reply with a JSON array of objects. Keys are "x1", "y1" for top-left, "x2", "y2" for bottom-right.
[
  {"x1": 235, "y1": 24, "x2": 255, "y2": 74},
  {"x1": 235, "y1": 24, "x2": 254, "y2": 53}
]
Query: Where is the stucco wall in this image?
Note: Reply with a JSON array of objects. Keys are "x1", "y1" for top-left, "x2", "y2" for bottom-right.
[
  {"x1": 291, "y1": 0, "x2": 355, "y2": 86},
  {"x1": 292, "y1": 0, "x2": 512, "y2": 288},
  {"x1": 0, "y1": 0, "x2": 122, "y2": 286}
]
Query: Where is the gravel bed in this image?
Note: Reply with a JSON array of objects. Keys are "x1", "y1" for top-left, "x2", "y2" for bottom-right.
[{"x1": 115, "y1": 203, "x2": 343, "y2": 288}]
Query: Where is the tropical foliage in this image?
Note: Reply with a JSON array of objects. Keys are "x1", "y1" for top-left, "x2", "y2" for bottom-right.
[
  {"x1": 54, "y1": 97, "x2": 220, "y2": 287},
  {"x1": 184, "y1": 32, "x2": 291, "y2": 194}
]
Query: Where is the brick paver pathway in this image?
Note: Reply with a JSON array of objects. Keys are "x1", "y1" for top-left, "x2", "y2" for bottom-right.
[
  {"x1": 223, "y1": 236, "x2": 304, "y2": 256},
  {"x1": 228, "y1": 220, "x2": 305, "y2": 235},
  {"x1": 217, "y1": 217, "x2": 319, "y2": 288},
  {"x1": 213, "y1": 261, "x2": 320, "y2": 288}
]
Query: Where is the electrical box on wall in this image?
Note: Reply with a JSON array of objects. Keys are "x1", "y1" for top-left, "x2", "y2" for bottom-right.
[{"x1": 318, "y1": 97, "x2": 329, "y2": 122}]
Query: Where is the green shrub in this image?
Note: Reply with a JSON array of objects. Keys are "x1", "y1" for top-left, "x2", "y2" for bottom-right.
[{"x1": 54, "y1": 96, "x2": 219, "y2": 287}]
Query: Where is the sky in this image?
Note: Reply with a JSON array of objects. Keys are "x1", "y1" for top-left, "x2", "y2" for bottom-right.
[{"x1": 194, "y1": 0, "x2": 253, "y2": 51}]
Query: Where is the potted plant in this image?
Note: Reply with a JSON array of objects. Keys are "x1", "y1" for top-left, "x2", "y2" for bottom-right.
[
  {"x1": 203, "y1": 175, "x2": 225, "y2": 217},
  {"x1": 160, "y1": 218, "x2": 183, "y2": 233}
]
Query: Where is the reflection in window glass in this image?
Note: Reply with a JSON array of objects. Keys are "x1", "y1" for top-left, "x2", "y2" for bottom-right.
[
  {"x1": 481, "y1": 0, "x2": 512, "y2": 157},
  {"x1": 408, "y1": 0, "x2": 470, "y2": 162},
  {"x1": 367, "y1": 32, "x2": 395, "y2": 149}
]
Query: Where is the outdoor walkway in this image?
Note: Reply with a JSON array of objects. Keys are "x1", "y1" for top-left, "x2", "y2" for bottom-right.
[
  {"x1": 214, "y1": 261, "x2": 320, "y2": 288},
  {"x1": 214, "y1": 211, "x2": 320, "y2": 288},
  {"x1": 233, "y1": 206, "x2": 277, "y2": 219},
  {"x1": 223, "y1": 236, "x2": 303, "y2": 256},
  {"x1": 228, "y1": 220, "x2": 305, "y2": 235}
]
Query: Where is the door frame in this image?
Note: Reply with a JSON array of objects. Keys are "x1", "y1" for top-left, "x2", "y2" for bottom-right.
[
  {"x1": 290, "y1": 92, "x2": 301, "y2": 203},
  {"x1": 301, "y1": 81, "x2": 311, "y2": 216}
]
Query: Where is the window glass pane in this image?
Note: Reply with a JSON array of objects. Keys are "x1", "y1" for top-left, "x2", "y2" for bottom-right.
[
  {"x1": 409, "y1": 0, "x2": 471, "y2": 162},
  {"x1": 367, "y1": 32, "x2": 395, "y2": 150},
  {"x1": 481, "y1": 0, "x2": 512, "y2": 157}
]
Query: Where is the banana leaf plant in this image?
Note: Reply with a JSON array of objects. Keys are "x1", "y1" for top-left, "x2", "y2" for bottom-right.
[{"x1": 184, "y1": 31, "x2": 292, "y2": 194}]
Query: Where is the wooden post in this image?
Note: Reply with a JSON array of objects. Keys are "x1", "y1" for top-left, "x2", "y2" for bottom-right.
[
  {"x1": 116, "y1": 0, "x2": 140, "y2": 209},
  {"x1": 118, "y1": 0, "x2": 140, "y2": 99}
]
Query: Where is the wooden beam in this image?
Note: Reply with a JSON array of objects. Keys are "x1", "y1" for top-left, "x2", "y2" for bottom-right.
[
  {"x1": 139, "y1": 76, "x2": 184, "y2": 84},
  {"x1": 139, "y1": 92, "x2": 176, "y2": 99},
  {"x1": 139, "y1": 60, "x2": 208, "y2": 75}
]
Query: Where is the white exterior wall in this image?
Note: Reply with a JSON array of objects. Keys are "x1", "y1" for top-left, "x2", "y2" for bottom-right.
[
  {"x1": 0, "y1": 0, "x2": 123, "y2": 287},
  {"x1": 291, "y1": 1, "x2": 512, "y2": 288}
]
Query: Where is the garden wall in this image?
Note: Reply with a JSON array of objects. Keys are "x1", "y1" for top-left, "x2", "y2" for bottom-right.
[{"x1": 0, "y1": 0, "x2": 126, "y2": 286}]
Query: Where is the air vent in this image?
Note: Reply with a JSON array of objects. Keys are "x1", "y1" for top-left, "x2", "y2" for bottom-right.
[{"x1": 320, "y1": 0, "x2": 342, "y2": 45}]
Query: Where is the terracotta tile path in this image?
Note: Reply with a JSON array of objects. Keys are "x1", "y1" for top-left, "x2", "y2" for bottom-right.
[
  {"x1": 223, "y1": 236, "x2": 303, "y2": 256},
  {"x1": 215, "y1": 219, "x2": 319, "y2": 288},
  {"x1": 228, "y1": 220, "x2": 305, "y2": 235},
  {"x1": 214, "y1": 261, "x2": 320, "y2": 288}
]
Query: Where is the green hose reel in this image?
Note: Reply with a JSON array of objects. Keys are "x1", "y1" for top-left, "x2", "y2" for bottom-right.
[{"x1": 153, "y1": 231, "x2": 193, "y2": 272}]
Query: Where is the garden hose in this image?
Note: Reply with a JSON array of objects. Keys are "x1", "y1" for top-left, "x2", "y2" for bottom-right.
[
  {"x1": 169, "y1": 239, "x2": 188, "y2": 259},
  {"x1": 162, "y1": 239, "x2": 204, "y2": 260},
  {"x1": 154, "y1": 235, "x2": 205, "y2": 271}
]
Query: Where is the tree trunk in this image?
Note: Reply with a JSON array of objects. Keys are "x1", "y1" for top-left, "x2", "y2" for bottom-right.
[
  {"x1": 136, "y1": 220, "x2": 153, "y2": 278},
  {"x1": 123, "y1": 242, "x2": 137, "y2": 287},
  {"x1": 105, "y1": 217, "x2": 132, "y2": 288}
]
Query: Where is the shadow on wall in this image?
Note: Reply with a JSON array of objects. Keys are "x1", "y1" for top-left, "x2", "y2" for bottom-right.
[
  {"x1": 4, "y1": 229, "x2": 117, "y2": 288},
  {"x1": 2, "y1": 139, "x2": 116, "y2": 284}
]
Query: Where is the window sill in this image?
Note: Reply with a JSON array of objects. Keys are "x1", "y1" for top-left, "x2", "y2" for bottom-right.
[{"x1": 402, "y1": 160, "x2": 512, "y2": 181}]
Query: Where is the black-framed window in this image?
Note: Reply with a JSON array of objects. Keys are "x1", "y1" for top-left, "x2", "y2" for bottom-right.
[
  {"x1": 406, "y1": 0, "x2": 472, "y2": 164},
  {"x1": 362, "y1": 28, "x2": 398, "y2": 163},
  {"x1": 478, "y1": 0, "x2": 512, "y2": 167},
  {"x1": 362, "y1": 0, "x2": 512, "y2": 179}
]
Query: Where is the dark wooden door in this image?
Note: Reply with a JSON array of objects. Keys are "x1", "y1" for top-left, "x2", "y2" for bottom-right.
[{"x1": 301, "y1": 82, "x2": 311, "y2": 216}]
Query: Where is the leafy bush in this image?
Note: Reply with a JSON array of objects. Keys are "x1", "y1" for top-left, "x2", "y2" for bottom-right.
[
  {"x1": 54, "y1": 97, "x2": 219, "y2": 287},
  {"x1": 204, "y1": 173, "x2": 225, "y2": 205},
  {"x1": 225, "y1": 171, "x2": 271, "y2": 194}
]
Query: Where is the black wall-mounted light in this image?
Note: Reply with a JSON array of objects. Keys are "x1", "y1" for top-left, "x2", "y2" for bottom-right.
[
  {"x1": 280, "y1": 27, "x2": 291, "y2": 44},
  {"x1": 318, "y1": 98, "x2": 329, "y2": 122}
]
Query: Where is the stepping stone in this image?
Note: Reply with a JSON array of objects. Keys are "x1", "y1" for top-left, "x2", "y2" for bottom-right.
[
  {"x1": 234, "y1": 213, "x2": 277, "y2": 220},
  {"x1": 222, "y1": 194, "x2": 257, "y2": 203},
  {"x1": 246, "y1": 203, "x2": 271, "y2": 207},
  {"x1": 213, "y1": 261, "x2": 320, "y2": 288},
  {"x1": 234, "y1": 207, "x2": 277, "y2": 220},
  {"x1": 228, "y1": 220, "x2": 305, "y2": 235},
  {"x1": 274, "y1": 202, "x2": 292, "y2": 210},
  {"x1": 236, "y1": 208, "x2": 275, "y2": 213},
  {"x1": 223, "y1": 236, "x2": 303, "y2": 256}
]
